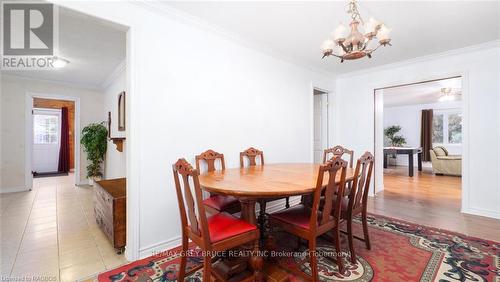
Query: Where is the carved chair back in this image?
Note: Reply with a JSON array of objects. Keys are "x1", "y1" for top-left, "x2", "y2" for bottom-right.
[
  {"x1": 310, "y1": 156, "x2": 347, "y2": 231},
  {"x1": 240, "y1": 147, "x2": 264, "y2": 168},
  {"x1": 195, "y1": 149, "x2": 225, "y2": 173},
  {"x1": 323, "y1": 145, "x2": 354, "y2": 168},
  {"x1": 172, "y1": 159, "x2": 210, "y2": 246},
  {"x1": 347, "y1": 152, "x2": 374, "y2": 214}
]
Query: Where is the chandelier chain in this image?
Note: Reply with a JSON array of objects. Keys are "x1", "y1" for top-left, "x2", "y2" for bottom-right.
[{"x1": 347, "y1": 0, "x2": 364, "y2": 24}]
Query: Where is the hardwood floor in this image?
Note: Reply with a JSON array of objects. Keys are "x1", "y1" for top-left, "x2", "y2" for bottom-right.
[{"x1": 368, "y1": 165, "x2": 500, "y2": 242}]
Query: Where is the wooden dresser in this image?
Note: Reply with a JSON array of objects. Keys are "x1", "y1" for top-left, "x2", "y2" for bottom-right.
[{"x1": 94, "y1": 178, "x2": 126, "y2": 254}]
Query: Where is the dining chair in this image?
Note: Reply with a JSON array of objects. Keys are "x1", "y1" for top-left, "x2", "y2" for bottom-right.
[
  {"x1": 340, "y1": 151, "x2": 374, "y2": 263},
  {"x1": 196, "y1": 149, "x2": 241, "y2": 215},
  {"x1": 323, "y1": 145, "x2": 354, "y2": 168},
  {"x1": 239, "y1": 147, "x2": 290, "y2": 231},
  {"x1": 269, "y1": 157, "x2": 348, "y2": 279},
  {"x1": 172, "y1": 158, "x2": 260, "y2": 282}
]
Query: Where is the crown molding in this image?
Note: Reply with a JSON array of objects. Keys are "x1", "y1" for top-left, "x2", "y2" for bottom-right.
[
  {"x1": 101, "y1": 59, "x2": 126, "y2": 90},
  {"x1": 132, "y1": 1, "x2": 334, "y2": 77},
  {"x1": 1, "y1": 73, "x2": 102, "y2": 92},
  {"x1": 337, "y1": 40, "x2": 500, "y2": 79}
]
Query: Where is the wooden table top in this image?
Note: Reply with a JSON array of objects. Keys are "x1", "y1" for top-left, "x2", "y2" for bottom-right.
[
  {"x1": 198, "y1": 163, "x2": 355, "y2": 198},
  {"x1": 96, "y1": 178, "x2": 126, "y2": 198}
]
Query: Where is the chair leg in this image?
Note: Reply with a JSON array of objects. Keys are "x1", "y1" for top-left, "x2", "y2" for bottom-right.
[
  {"x1": 178, "y1": 235, "x2": 188, "y2": 281},
  {"x1": 333, "y1": 227, "x2": 344, "y2": 274},
  {"x1": 285, "y1": 197, "x2": 290, "y2": 208},
  {"x1": 203, "y1": 255, "x2": 212, "y2": 282},
  {"x1": 347, "y1": 218, "x2": 356, "y2": 263},
  {"x1": 362, "y1": 212, "x2": 371, "y2": 250},
  {"x1": 309, "y1": 238, "x2": 318, "y2": 282}
]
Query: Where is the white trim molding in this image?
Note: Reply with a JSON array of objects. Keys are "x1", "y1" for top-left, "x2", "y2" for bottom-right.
[
  {"x1": 0, "y1": 186, "x2": 29, "y2": 194},
  {"x1": 139, "y1": 236, "x2": 182, "y2": 259},
  {"x1": 132, "y1": 1, "x2": 333, "y2": 77},
  {"x1": 101, "y1": 60, "x2": 126, "y2": 90},
  {"x1": 338, "y1": 40, "x2": 500, "y2": 79},
  {"x1": 462, "y1": 207, "x2": 500, "y2": 220}
]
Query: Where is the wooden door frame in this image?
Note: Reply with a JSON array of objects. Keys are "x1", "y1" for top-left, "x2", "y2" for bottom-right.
[
  {"x1": 371, "y1": 73, "x2": 468, "y2": 214},
  {"x1": 25, "y1": 92, "x2": 81, "y2": 189}
]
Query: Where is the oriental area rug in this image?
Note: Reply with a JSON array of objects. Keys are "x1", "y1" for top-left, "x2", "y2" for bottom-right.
[{"x1": 97, "y1": 214, "x2": 499, "y2": 282}]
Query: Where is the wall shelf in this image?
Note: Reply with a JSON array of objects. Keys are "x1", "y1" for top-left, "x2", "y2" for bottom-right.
[{"x1": 110, "y1": 138, "x2": 125, "y2": 152}]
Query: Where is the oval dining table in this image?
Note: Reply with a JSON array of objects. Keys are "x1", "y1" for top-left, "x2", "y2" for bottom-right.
[{"x1": 198, "y1": 163, "x2": 356, "y2": 281}]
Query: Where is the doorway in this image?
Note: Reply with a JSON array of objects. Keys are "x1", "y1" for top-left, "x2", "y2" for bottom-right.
[
  {"x1": 32, "y1": 108, "x2": 63, "y2": 176},
  {"x1": 373, "y1": 76, "x2": 464, "y2": 223},
  {"x1": 313, "y1": 88, "x2": 329, "y2": 163},
  {"x1": 26, "y1": 94, "x2": 80, "y2": 185}
]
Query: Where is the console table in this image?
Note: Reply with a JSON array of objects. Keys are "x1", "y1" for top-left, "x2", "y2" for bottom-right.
[{"x1": 383, "y1": 147, "x2": 423, "y2": 177}]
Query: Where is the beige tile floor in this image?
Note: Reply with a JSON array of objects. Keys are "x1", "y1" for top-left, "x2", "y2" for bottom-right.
[{"x1": 0, "y1": 174, "x2": 128, "y2": 281}]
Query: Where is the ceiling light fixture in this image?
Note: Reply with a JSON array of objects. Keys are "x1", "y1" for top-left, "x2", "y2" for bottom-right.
[
  {"x1": 52, "y1": 57, "x2": 69, "y2": 69},
  {"x1": 321, "y1": 0, "x2": 391, "y2": 62},
  {"x1": 438, "y1": 87, "x2": 456, "y2": 102}
]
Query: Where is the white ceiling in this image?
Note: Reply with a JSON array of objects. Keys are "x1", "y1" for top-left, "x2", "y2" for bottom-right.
[
  {"x1": 383, "y1": 77, "x2": 462, "y2": 107},
  {"x1": 163, "y1": 1, "x2": 500, "y2": 74},
  {"x1": 5, "y1": 7, "x2": 127, "y2": 90}
]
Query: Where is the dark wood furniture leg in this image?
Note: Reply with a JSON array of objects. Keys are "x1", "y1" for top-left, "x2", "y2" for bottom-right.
[
  {"x1": 417, "y1": 152, "x2": 422, "y2": 172},
  {"x1": 408, "y1": 153, "x2": 414, "y2": 177},
  {"x1": 240, "y1": 198, "x2": 265, "y2": 282},
  {"x1": 383, "y1": 152, "x2": 388, "y2": 169},
  {"x1": 258, "y1": 199, "x2": 266, "y2": 238}
]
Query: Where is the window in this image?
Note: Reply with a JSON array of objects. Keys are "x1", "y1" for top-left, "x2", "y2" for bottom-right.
[
  {"x1": 432, "y1": 114, "x2": 443, "y2": 144},
  {"x1": 34, "y1": 114, "x2": 59, "y2": 144},
  {"x1": 432, "y1": 110, "x2": 462, "y2": 145},
  {"x1": 448, "y1": 113, "x2": 462, "y2": 143}
]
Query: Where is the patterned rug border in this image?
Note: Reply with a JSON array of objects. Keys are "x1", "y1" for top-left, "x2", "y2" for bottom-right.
[
  {"x1": 96, "y1": 212, "x2": 500, "y2": 281},
  {"x1": 365, "y1": 212, "x2": 500, "y2": 246}
]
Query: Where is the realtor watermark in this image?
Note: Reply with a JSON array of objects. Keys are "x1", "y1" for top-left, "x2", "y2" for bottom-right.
[
  {"x1": 0, "y1": 276, "x2": 57, "y2": 281},
  {"x1": 1, "y1": 1, "x2": 59, "y2": 70},
  {"x1": 152, "y1": 249, "x2": 350, "y2": 259}
]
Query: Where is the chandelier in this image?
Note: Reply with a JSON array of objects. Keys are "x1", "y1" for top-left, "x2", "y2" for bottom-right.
[
  {"x1": 321, "y1": 0, "x2": 391, "y2": 62},
  {"x1": 439, "y1": 87, "x2": 459, "y2": 102}
]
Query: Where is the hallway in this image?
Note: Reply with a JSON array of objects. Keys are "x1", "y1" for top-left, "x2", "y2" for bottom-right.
[{"x1": 0, "y1": 174, "x2": 127, "y2": 281}]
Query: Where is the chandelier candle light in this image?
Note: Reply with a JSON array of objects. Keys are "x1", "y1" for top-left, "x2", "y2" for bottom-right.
[{"x1": 321, "y1": 0, "x2": 391, "y2": 62}]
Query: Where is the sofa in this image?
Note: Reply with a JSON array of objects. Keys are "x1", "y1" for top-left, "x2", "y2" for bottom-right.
[{"x1": 429, "y1": 146, "x2": 462, "y2": 176}]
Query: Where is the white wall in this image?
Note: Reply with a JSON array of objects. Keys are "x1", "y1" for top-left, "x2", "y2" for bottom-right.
[
  {"x1": 0, "y1": 75, "x2": 104, "y2": 191},
  {"x1": 335, "y1": 43, "x2": 500, "y2": 220},
  {"x1": 53, "y1": 2, "x2": 335, "y2": 260},
  {"x1": 103, "y1": 63, "x2": 127, "y2": 179},
  {"x1": 383, "y1": 101, "x2": 462, "y2": 165}
]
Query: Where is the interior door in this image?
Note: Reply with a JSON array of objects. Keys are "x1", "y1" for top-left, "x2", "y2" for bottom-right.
[
  {"x1": 32, "y1": 108, "x2": 61, "y2": 173},
  {"x1": 313, "y1": 93, "x2": 328, "y2": 163}
]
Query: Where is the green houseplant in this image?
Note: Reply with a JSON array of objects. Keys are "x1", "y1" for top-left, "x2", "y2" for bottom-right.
[
  {"x1": 384, "y1": 125, "x2": 407, "y2": 147},
  {"x1": 81, "y1": 122, "x2": 108, "y2": 185}
]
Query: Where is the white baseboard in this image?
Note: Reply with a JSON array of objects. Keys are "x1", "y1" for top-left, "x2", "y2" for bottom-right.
[
  {"x1": 0, "y1": 186, "x2": 30, "y2": 193},
  {"x1": 461, "y1": 207, "x2": 500, "y2": 220},
  {"x1": 76, "y1": 179, "x2": 89, "y2": 186},
  {"x1": 264, "y1": 196, "x2": 301, "y2": 214},
  {"x1": 138, "y1": 197, "x2": 302, "y2": 259},
  {"x1": 139, "y1": 236, "x2": 182, "y2": 259}
]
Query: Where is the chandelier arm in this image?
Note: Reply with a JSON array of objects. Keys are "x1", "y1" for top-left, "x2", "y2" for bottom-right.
[
  {"x1": 339, "y1": 42, "x2": 349, "y2": 53},
  {"x1": 367, "y1": 43, "x2": 383, "y2": 54}
]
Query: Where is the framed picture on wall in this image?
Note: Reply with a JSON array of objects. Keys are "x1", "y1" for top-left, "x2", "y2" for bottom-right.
[{"x1": 118, "y1": 91, "x2": 126, "y2": 131}]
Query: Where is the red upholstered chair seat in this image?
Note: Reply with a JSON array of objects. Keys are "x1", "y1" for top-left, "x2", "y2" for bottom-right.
[
  {"x1": 207, "y1": 213, "x2": 257, "y2": 243},
  {"x1": 203, "y1": 195, "x2": 240, "y2": 212},
  {"x1": 269, "y1": 204, "x2": 332, "y2": 230}
]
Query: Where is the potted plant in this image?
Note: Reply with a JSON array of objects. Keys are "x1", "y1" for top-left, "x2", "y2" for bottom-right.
[
  {"x1": 81, "y1": 122, "x2": 108, "y2": 185},
  {"x1": 384, "y1": 125, "x2": 407, "y2": 147}
]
